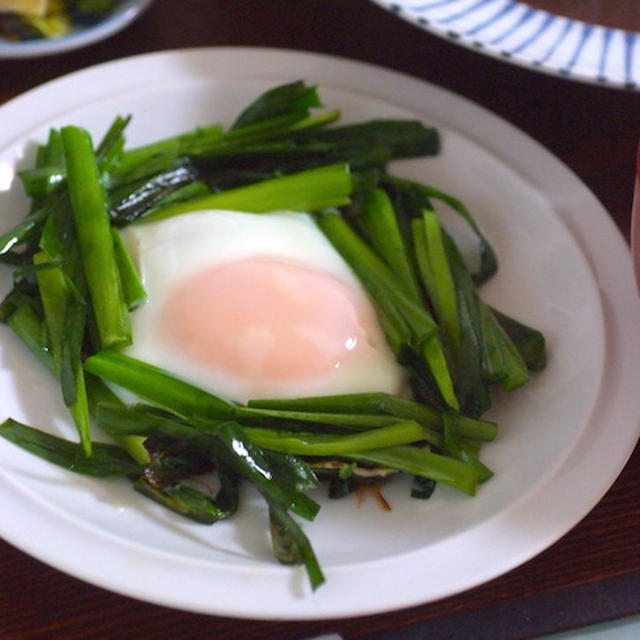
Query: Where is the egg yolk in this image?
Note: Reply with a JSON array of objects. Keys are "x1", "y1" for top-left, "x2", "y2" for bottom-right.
[{"x1": 161, "y1": 257, "x2": 381, "y2": 383}]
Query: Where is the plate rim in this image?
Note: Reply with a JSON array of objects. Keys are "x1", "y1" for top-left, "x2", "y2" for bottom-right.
[{"x1": 0, "y1": 46, "x2": 639, "y2": 619}]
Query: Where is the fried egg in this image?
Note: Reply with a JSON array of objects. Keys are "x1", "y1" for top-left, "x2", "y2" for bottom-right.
[{"x1": 121, "y1": 209, "x2": 405, "y2": 403}]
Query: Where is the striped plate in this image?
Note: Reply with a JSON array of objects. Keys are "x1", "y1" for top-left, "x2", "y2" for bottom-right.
[{"x1": 370, "y1": 0, "x2": 640, "y2": 90}]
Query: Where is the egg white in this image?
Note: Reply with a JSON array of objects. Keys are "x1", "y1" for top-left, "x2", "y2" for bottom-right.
[{"x1": 121, "y1": 209, "x2": 405, "y2": 403}]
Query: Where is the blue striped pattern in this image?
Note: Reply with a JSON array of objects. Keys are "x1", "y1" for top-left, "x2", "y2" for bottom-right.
[{"x1": 376, "y1": 0, "x2": 639, "y2": 89}]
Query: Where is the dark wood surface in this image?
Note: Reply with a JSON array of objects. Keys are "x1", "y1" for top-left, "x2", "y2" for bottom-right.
[{"x1": 1, "y1": 1, "x2": 639, "y2": 638}]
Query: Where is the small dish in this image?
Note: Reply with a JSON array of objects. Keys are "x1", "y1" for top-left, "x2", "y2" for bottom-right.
[
  {"x1": 0, "y1": 0, "x2": 154, "y2": 58},
  {"x1": 370, "y1": 0, "x2": 640, "y2": 90}
]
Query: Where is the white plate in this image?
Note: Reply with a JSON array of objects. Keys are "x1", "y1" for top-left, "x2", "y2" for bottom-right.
[
  {"x1": 0, "y1": 0, "x2": 154, "y2": 58},
  {"x1": 0, "y1": 48, "x2": 639, "y2": 620},
  {"x1": 370, "y1": 0, "x2": 640, "y2": 90}
]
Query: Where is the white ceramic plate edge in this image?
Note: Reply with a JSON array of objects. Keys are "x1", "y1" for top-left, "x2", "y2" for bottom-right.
[{"x1": 0, "y1": 48, "x2": 638, "y2": 620}]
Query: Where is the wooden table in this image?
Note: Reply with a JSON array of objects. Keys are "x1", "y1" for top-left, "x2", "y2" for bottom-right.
[{"x1": 1, "y1": 1, "x2": 639, "y2": 638}]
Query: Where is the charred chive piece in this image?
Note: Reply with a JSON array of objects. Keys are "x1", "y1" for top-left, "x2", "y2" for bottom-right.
[
  {"x1": 268, "y1": 500, "x2": 325, "y2": 591},
  {"x1": 328, "y1": 475, "x2": 354, "y2": 499},
  {"x1": 110, "y1": 181, "x2": 212, "y2": 227},
  {"x1": 210, "y1": 421, "x2": 320, "y2": 522},
  {"x1": 405, "y1": 353, "x2": 451, "y2": 411},
  {"x1": 133, "y1": 180, "x2": 211, "y2": 226},
  {"x1": 206, "y1": 137, "x2": 388, "y2": 168},
  {"x1": 264, "y1": 450, "x2": 319, "y2": 494},
  {"x1": 133, "y1": 480, "x2": 237, "y2": 525},
  {"x1": 107, "y1": 148, "x2": 193, "y2": 190},
  {"x1": 98, "y1": 404, "x2": 319, "y2": 520},
  {"x1": 97, "y1": 402, "x2": 320, "y2": 523},
  {"x1": 294, "y1": 119, "x2": 440, "y2": 160},
  {"x1": 108, "y1": 159, "x2": 201, "y2": 223},
  {"x1": 149, "y1": 181, "x2": 211, "y2": 208},
  {"x1": 143, "y1": 434, "x2": 216, "y2": 482},
  {"x1": 247, "y1": 393, "x2": 497, "y2": 442},
  {"x1": 194, "y1": 117, "x2": 432, "y2": 190},
  {"x1": 348, "y1": 445, "x2": 478, "y2": 496},
  {"x1": 98, "y1": 402, "x2": 318, "y2": 501},
  {"x1": 211, "y1": 459, "x2": 241, "y2": 515},
  {"x1": 411, "y1": 476, "x2": 436, "y2": 499},
  {"x1": 0, "y1": 250, "x2": 29, "y2": 267},
  {"x1": 94, "y1": 390, "x2": 322, "y2": 584},
  {"x1": 61, "y1": 125, "x2": 131, "y2": 350},
  {"x1": 139, "y1": 163, "x2": 353, "y2": 223},
  {"x1": 307, "y1": 458, "x2": 395, "y2": 498},
  {"x1": 135, "y1": 438, "x2": 238, "y2": 520},
  {"x1": 193, "y1": 141, "x2": 389, "y2": 195},
  {"x1": 0, "y1": 418, "x2": 142, "y2": 477},
  {"x1": 84, "y1": 351, "x2": 236, "y2": 420}
]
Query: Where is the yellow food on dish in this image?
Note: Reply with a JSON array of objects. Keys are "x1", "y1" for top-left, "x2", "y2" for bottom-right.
[
  {"x1": 0, "y1": 0, "x2": 48, "y2": 16},
  {"x1": 0, "y1": 0, "x2": 116, "y2": 40}
]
